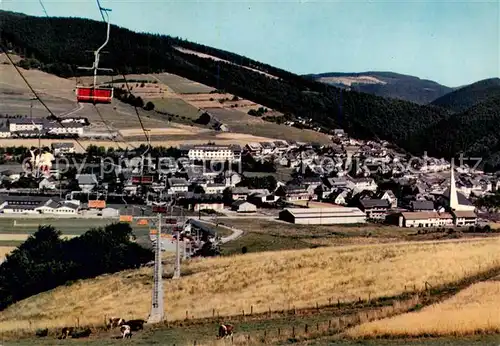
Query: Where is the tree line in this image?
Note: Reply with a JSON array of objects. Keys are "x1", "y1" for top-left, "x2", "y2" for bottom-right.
[{"x1": 0, "y1": 223, "x2": 152, "y2": 310}]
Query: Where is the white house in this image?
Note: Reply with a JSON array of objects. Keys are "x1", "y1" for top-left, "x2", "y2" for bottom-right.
[
  {"x1": 39, "y1": 176, "x2": 57, "y2": 190},
  {"x1": 76, "y1": 174, "x2": 98, "y2": 192},
  {"x1": 398, "y1": 212, "x2": 454, "y2": 228},
  {"x1": 0, "y1": 128, "x2": 11, "y2": 138},
  {"x1": 378, "y1": 190, "x2": 398, "y2": 208},
  {"x1": 204, "y1": 183, "x2": 226, "y2": 194},
  {"x1": 46, "y1": 122, "x2": 84, "y2": 136},
  {"x1": 231, "y1": 200, "x2": 257, "y2": 213},
  {"x1": 51, "y1": 142, "x2": 75, "y2": 155},
  {"x1": 8, "y1": 118, "x2": 43, "y2": 132},
  {"x1": 167, "y1": 178, "x2": 189, "y2": 194},
  {"x1": 183, "y1": 143, "x2": 242, "y2": 162}
]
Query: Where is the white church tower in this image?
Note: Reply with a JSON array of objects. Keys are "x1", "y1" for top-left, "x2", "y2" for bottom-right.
[{"x1": 449, "y1": 159, "x2": 460, "y2": 211}]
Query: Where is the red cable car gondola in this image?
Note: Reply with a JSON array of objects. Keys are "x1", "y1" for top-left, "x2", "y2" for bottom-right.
[
  {"x1": 76, "y1": 86, "x2": 113, "y2": 104},
  {"x1": 76, "y1": 5, "x2": 114, "y2": 104}
]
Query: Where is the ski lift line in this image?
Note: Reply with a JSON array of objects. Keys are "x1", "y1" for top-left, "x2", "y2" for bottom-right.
[
  {"x1": 93, "y1": 0, "x2": 151, "y2": 166},
  {"x1": 0, "y1": 46, "x2": 87, "y2": 152},
  {"x1": 38, "y1": 0, "x2": 49, "y2": 18},
  {"x1": 118, "y1": 72, "x2": 151, "y2": 148}
]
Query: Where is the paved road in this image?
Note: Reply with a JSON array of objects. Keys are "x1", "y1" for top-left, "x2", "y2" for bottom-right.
[{"x1": 199, "y1": 219, "x2": 244, "y2": 244}]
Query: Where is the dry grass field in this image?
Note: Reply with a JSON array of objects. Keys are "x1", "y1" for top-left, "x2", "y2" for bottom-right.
[
  {"x1": 346, "y1": 281, "x2": 500, "y2": 338},
  {"x1": 0, "y1": 237, "x2": 498, "y2": 334}
]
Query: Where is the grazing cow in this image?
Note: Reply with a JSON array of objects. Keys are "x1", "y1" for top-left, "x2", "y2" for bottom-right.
[
  {"x1": 124, "y1": 319, "x2": 145, "y2": 332},
  {"x1": 58, "y1": 327, "x2": 74, "y2": 339},
  {"x1": 71, "y1": 328, "x2": 92, "y2": 339},
  {"x1": 120, "y1": 325, "x2": 132, "y2": 339},
  {"x1": 217, "y1": 324, "x2": 234, "y2": 339},
  {"x1": 35, "y1": 328, "x2": 48, "y2": 337},
  {"x1": 107, "y1": 317, "x2": 125, "y2": 329}
]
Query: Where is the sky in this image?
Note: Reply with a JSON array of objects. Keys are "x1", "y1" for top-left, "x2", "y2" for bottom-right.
[{"x1": 2, "y1": 0, "x2": 499, "y2": 87}]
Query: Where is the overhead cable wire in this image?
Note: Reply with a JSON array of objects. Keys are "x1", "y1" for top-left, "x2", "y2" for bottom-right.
[{"x1": 0, "y1": 45, "x2": 87, "y2": 152}]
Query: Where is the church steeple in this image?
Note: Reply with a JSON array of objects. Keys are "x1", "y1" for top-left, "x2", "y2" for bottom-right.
[{"x1": 449, "y1": 159, "x2": 459, "y2": 211}]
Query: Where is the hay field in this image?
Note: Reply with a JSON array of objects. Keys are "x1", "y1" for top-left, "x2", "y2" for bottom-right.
[
  {"x1": 346, "y1": 281, "x2": 500, "y2": 337},
  {"x1": 0, "y1": 55, "x2": 75, "y2": 101},
  {"x1": 152, "y1": 73, "x2": 215, "y2": 94},
  {"x1": 0, "y1": 238, "x2": 498, "y2": 333}
]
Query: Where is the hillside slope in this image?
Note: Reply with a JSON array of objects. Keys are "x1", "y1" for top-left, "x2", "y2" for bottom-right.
[
  {"x1": 0, "y1": 12, "x2": 450, "y2": 148},
  {"x1": 0, "y1": 238, "x2": 498, "y2": 333},
  {"x1": 1, "y1": 10, "x2": 499, "y2": 170},
  {"x1": 430, "y1": 78, "x2": 500, "y2": 113},
  {"x1": 307, "y1": 71, "x2": 453, "y2": 104},
  {"x1": 410, "y1": 93, "x2": 500, "y2": 171}
]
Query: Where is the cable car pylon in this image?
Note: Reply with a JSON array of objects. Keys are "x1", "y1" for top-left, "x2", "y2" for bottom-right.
[{"x1": 76, "y1": 5, "x2": 114, "y2": 104}]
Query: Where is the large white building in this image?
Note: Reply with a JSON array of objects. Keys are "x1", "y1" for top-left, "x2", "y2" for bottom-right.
[
  {"x1": 279, "y1": 207, "x2": 366, "y2": 225},
  {"x1": 183, "y1": 144, "x2": 242, "y2": 162},
  {"x1": 8, "y1": 118, "x2": 43, "y2": 132}
]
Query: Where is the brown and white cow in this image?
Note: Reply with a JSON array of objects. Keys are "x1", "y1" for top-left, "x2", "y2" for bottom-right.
[
  {"x1": 120, "y1": 325, "x2": 132, "y2": 339},
  {"x1": 107, "y1": 317, "x2": 125, "y2": 329},
  {"x1": 217, "y1": 324, "x2": 234, "y2": 339}
]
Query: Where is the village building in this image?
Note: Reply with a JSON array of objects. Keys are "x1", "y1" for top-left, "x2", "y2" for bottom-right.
[
  {"x1": 359, "y1": 199, "x2": 391, "y2": 220},
  {"x1": 279, "y1": 207, "x2": 366, "y2": 225},
  {"x1": 182, "y1": 143, "x2": 242, "y2": 163},
  {"x1": 51, "y1": 142, "x2": 75, "y2": 156},
  {"x1": 410, "y1": 200, "x2": 435, "y2": 212},
  {"x1": 275, "y1": 184, "x2": 310, "y2": 201},
  {"x1": 167, "y1": 178, "x2": 189, "y2": 194},
  {"x1": 377, "y1": 190, "x2": 398, "y2": 208},
  {"x1": 231, "y1": 200, "x2": 257, "y2": 213},
  {"x1": 397, "y1": 211, "x2": 454, "y2": 228}
]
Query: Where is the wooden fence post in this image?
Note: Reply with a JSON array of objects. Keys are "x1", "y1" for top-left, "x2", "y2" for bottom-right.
[
  {"x1": 304, "y1": 324, "x2": 308, "y2": 333},
  {"x1": 316, "y1": 323, "x2": 319, "y2": 331},
  {"x1": 338, "y1": 298, "x2": 340, "y2": 307},
  {"x1": 278, "y1": 328, "x2": 281, "y2": 336},
  {"x1": 242, "y1": 309, "x2": 245, "y2": 316},
  {"x1": 263, "y1": 330, "x2": 267, "y2": 340},
  {"x1": 316, "y1": 301, "x2": 319, "y2": 310},
  {"x1": 250, "y1": 305, "x2": 253, "y2": 315},
  {"x1": 328, "y1": 320, "x2": 331, "y2": 329},
  {"x1": 212, "y1": 309, "x2": 215, "y2": 317},
  {"x1": 186, "y1": 311, "x2": 189, "y2": 320},
  {"x1": 292, "y1": 326, "x2": 295, "y2": 338},
  {"x1": 328, "y1": 298, "x2": 331, "y2": 305}
]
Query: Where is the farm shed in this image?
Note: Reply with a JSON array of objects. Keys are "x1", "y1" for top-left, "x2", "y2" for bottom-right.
[
  {"x1": 231, "y1": 200, "x2": 257, "y2": 213},
  {"x1": 279, "y1": 207, "x2": 366, "y2": 225}
]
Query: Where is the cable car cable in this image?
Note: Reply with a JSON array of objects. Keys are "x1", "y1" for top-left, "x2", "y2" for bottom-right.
[{"x1": 0, "y1": 46, "x2": 87, "y2": 152}]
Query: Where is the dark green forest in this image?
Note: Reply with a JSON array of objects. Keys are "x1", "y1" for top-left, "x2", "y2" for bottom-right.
[
  {"x1": 0, "y1": 223, "x2": 152, "y2": 310},
  {"x1": 409, "y1": 94, "x2": 500, "y2": 171},
  {"x1": 1, "y1": 10, "x2": 499, "y2": 171},
  {"x1": 430, "y1": 78, "x2": 500, "y2": 113}
]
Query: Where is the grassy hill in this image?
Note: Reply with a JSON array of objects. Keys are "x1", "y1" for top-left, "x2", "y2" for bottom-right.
[
  {"x1": 1, "y1": 10, "x2": 500, "y2": 170},
  {"x1": 306, "y1": 71, "x2": 453, "y2": 104},
  {"x1": 430, "y1": 77, "x2": 500, "y2": 113},
  {"x1": 0, "y1": 238, "x2": 498, "y2": 337}
]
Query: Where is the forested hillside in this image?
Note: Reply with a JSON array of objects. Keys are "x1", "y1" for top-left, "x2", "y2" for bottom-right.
[
  {"x1": 307, "y1": 71, "x2": 453, "y2": 104},
  {"x1": 430, "y1": 78, "x2": 500, "y2": 113},
  {"x1": 0, "y1": 10, "x2": 499, "y2": 171},
  {"x1": 409, "y1": 94, "x2": 500, "y2": 171}
]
